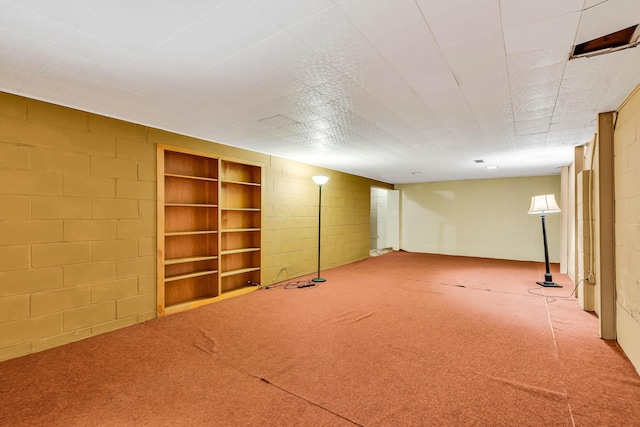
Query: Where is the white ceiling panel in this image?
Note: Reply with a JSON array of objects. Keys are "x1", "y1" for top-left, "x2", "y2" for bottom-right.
[
  {"x1": 1, "y1": 0, "x2": 639, "y2": 183},
  {"x1": 142, "y1": 1, "x2": 281, "y2": 73},
  {"x1": 366, "y1": 18, "x2": 439, "y2": 64},
  {"x1": 1, "y1": 2, "x2": 75, "y2": 46},
  {"x1": 576, "y1": 0, "x2": 640, "y2": 44},
  {"x1": 77, "y1": 0, "x2": 224, "y2": 56},
  {"x1": 248, "y1": 0, "x2": 335, "y2": 28},
  {"x1": 8, "y1": 0, "x2": 103, "y2": 29},
  {"x1": 418, "y1": 0, "x2": 502, "y2": 46},
  {"x1": 338, "y1": 0, "x2": 419, "y2": 38},
  {"x1": 504, "y1": 12, "x2": 581, "y2": 54},
  {"x1": 441, "y1": 30, "x2": 507, "y2": 87},
  {"x1": 500, "y1": 0, "x2": 584, "y2": 28}
]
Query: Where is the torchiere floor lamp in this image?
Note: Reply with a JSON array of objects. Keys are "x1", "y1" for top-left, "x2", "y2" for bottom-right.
[
  {"x1": 528, "y1": 194, "x2": 562, "y2": 288},
  {"x1": 312, "y1": 175, "x2": 329, "y2": 282}
]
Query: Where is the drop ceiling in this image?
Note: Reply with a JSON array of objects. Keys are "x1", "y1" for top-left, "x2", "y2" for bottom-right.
[{"x1": 1, "y1": 0, "x2": 639, "y2": 184}]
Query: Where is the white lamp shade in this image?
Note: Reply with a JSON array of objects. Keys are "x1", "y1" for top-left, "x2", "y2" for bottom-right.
[
  {"x1": 528, "y1": 194, "x2": 561, "y2": 214},
  {"x1": 312, "y1": 175, "x2": 329, "y2": 185}
]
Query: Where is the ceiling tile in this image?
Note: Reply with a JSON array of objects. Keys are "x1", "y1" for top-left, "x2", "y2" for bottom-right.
[
  {"x1": 504, "y1": 12, "x2": 580, "y2": 54},
  {"x1": 288, "y1": 5, "x2": 365, "y2": 58},
  {"x1": 142, "y1": 1, "x2": 281, "y2": 72},
  {"x1": 598, "y1": 49, "x2": 640, "y2": 111},
  {"x1": 1, "y1": 2, "x2": 74, "y2": 46},
  {"x1": 394, "y1": 50, "x2": 459, "y2": 94},
  {"x1": 576, "y1": 0, "x2": 640, "y2": 44},
  {"x1": 8, "y1": 0, "x2": 103, "y2": 29},
  {"x1": 366, "y1": 18, "x2": 438, "y2": 64},
  {"x1": 440, "y1": 30, "x2": 508, "y2": 87},
  {"x1": 338, "y1": 0, "x2": 420, "y2": 38},
  {"x1": 506, "y1": 48, "x2": 568, "y2": 74},
  {"x1": 249, "y1": 0, "x2": 335, "y2": 28},
  {"x1": 500, "y1": 0, "x2": 584, "y2": 28},
  {"x1": 78, "y1": 0, "x2": 226, "y2": 56},
  {"x1": 418, "y1": 0, "x2": 502, "y2": 46}
]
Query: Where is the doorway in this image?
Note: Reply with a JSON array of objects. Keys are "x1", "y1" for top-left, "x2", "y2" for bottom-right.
[{"x1": 370, "y1": 187, "x2": 399, "y2": 255}]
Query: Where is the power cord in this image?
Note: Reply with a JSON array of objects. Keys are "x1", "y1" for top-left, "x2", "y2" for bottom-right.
[
  {"x1": 527, "y1": 279, "x2": 584, "y2": 303},
  {"x1": 247, "y1": 279, "x2": 319, "y2": 290}
]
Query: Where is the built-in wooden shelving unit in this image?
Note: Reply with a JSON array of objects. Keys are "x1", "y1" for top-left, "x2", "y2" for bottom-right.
[{"x1": 157, "y1": 146, "x2": 262, "y2": 316}]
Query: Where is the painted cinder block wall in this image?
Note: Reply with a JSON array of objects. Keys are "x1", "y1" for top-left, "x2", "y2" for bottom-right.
[
  {"x1": 0, "y1": 91, "x2": 391, "y2": 361},
  {"x1": 613, "y1": 85, "x2": 640, "y2": 373}
]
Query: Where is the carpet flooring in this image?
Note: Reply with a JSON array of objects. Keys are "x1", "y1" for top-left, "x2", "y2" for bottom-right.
[{"x1": 1, "y1": 251, "x2": 639, "y2": 426}]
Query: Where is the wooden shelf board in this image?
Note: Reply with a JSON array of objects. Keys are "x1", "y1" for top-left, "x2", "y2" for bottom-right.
[
  {"x1": 165, "y1": 230, "x2": 218, "y2": 236},
  {"x1": 165, "y1": 173, "x2": 218, "y2": 182},
  {"x1": 165, "y1": 269, "x2": 218, "y2": 282},
  {"x1": 165, "y1": 255, "x2": 218, "y2": 265},
  {"x1": 163, "y1": 286, "x2": 258, "y2": 316},
  {"x1": 221, "y1": 179, "x2": 261, "y2": 186},
  {"x1": 221, "y1": 248, "x2": 260, "y2": 255},
  {"x1": 220, "y1": 207, "x2": 260, "y2": 211},
  {"x1": 220, "y1": 267, "x2": 260, "y2": 278},
  {"x1": 165, "y1": 203, "x2": 218, "y2": 208},
  {"x1": 221, "y1": 228, "x2": 260, "y2": 233}
]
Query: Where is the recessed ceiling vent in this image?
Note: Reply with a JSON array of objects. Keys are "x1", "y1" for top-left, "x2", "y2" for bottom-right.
[{"x1": 570, "y1": 24, "x2": 639, "y2": 59}]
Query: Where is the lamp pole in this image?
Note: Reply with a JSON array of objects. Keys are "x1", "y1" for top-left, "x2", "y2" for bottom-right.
[
  {"x1": 528, "y1": 194, "x2": 562, "y2": 288},
  {"x1": 536, "y1": 212, "x2": 561, "y2": 287},
  {"x1": 312, "y1": 176, "x2": 329, "y2": 282}
]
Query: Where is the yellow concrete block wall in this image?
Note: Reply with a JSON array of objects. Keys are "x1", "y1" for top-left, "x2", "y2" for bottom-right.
[
  {"x1": 613, "y1": 85, "x2": 640, "y2": 373},
  {"x1": 0, "y1": 92, "x2": 157, "y2": 361},
  {"x1": 0, "y1": 91, "x2": 390, "y2": 361}
]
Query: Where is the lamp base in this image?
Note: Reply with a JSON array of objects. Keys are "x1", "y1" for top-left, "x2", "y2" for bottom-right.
[
  {"x1": 536, "y1": 281, "x2": 563, "y2": 288},
  {"x1": 312, "y1": 277, "x2": 326, "y2": 282}
]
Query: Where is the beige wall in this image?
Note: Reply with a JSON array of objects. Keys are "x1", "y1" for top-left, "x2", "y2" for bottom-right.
[
  {"x1": 0, "y1": 92, "x2": 390, "y2": 361},
  {"x1": 613, "y1": 86, "x2": 640, "y2": 372},
  {"x1": 397, "y1": 176, "x2": 562, "y2": 262}
]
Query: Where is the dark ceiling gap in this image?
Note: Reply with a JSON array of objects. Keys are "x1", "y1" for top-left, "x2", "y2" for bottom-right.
[{"x1": 571, "y1": 24, "x2": 639, "y2": 59}]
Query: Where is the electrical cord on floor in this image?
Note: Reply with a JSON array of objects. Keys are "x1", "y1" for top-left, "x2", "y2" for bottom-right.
[
  {"x1": 527, "y1": 279, "x2": 584, "y2": 303},
  {"x1": 248, "y1": 280, "x2": 319, "y2": 290}
]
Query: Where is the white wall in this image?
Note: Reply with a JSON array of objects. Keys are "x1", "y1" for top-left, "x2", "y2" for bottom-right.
[
  {"x1": 370, "y1": 187, "x2": 388, "y2": 249},
  {"x1": 386, "y1": 190, "x2": 400, "y2": 250},
  {"x1": 397, "y1": 176, "x2": 562, "y2": 262}
]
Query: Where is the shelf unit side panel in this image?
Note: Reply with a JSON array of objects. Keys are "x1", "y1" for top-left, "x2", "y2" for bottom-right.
[{"x1": 157, "y1": 147, "x2": 166, "y2": 315}]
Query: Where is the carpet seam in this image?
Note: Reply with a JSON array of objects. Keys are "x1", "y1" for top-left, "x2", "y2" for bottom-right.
[{"x1": 544, "y1": 293, "x2": 577, "y2": 427}]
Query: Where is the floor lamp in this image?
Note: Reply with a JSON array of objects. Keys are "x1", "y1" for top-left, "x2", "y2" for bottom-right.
[
  {"x1": 312, "y1": 175, "x2": 329, "y2": 283},
  {"x1": 528, "y1": 194, "x2": 562, "y2": 288}
]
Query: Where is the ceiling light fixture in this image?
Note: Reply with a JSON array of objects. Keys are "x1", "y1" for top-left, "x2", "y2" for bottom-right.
[{"x1": 486, "y1": 165, "x2": 498, "y2": 169}]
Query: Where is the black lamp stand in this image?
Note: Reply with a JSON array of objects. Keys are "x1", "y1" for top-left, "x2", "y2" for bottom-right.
[
  {"x1": 536, "y1": 214, "x2": 562, "y2": 288},
  {"x1": 312, "y1": 182, "x2": 326, "y2": 283}
]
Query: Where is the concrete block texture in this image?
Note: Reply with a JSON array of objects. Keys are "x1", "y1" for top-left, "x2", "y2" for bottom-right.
[{"x1": 0, "y1": 91, "x2": 389, "y2": 361}]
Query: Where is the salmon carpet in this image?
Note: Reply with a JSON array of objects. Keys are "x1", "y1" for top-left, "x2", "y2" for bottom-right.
[{"x1": 1, "y1": 251, "x2": 640, "y2": 426}]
